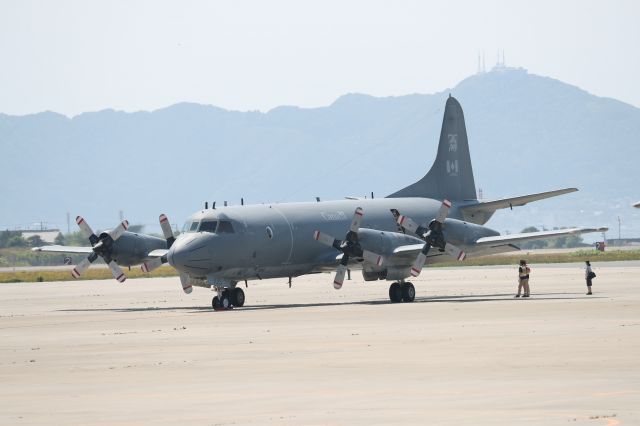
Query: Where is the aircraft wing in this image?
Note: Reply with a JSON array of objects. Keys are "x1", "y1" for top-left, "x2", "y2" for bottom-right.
[
  {"x1": 32, "y1": 245, "x2": 93, "y2": 254},
  {"x1": 474, "y1": 227, "x2": 608, "y2": 248}
]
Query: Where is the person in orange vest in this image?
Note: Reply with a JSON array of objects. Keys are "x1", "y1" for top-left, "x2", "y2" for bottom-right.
[{"x1": 515, "y1": 259, "x2": 531, "y2": 298}]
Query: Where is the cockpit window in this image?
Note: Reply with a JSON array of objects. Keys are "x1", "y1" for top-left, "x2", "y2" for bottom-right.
[
  {"x1": 189, "y1": 221, "x2": 200, "y2": 232},
  {"x1": 199, "y1": 220, "x2": 218, "y2": 233},
  {"x1": 217, "y1": 220, "x2": 235, "y2": 233}
]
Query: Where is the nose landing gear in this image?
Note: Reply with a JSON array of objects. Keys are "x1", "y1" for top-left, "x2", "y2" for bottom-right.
[{"x1": 389, "y1": 282, "x2": 415, "y2": 303}]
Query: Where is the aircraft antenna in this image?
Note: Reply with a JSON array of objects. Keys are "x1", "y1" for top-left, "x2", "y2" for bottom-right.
[
  {"x1": 213, "y1": 202, "x2": 216, "y2": 209},
  {"x1": 224, "y1": 201, "x2": 228, "y2": 207},
  {"x1": 205, "y1": 201, "x2": 208, "y2": 209},
  {"x1": 315, "y1": 197, "x2": 320, "y2": 202},
  {"x1": 241, "y1": 198, "x2": 244, "y2": 206},
  {"x1": 371, "y1": 192, "x2": 374, "y2": 199}
]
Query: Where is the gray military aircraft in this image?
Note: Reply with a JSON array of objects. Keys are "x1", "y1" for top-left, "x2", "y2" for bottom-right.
[{"x1": 35, "y1": 96, "x2": 606, "y2": 309}]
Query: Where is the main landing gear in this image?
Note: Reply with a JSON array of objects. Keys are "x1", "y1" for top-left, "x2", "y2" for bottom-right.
[
  {"x1": 212, "y1": 287, "x2": 245, "y2": 310},
  {"x1": 388, "y1": 282, "x2": 415, "y2": 303}
]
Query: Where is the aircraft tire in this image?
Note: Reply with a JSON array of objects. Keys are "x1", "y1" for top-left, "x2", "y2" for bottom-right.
[
  {"x1": 220, "y1": 291, "x2": 232, "y2": 309},
  {"x1": 212, "y1": 296, "x2": 221, "y2": 309},
  {"x1": 389, "y1": 282, "x2": 403, "y2": 303},
  {"x1": 401, "y1": 282, "x2": 415, "y2": 302},
  {"x1": 232, "y1": 288, "x2": 245, "y2": 307}
]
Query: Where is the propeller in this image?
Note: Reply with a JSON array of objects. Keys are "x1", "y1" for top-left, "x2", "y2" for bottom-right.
[
  {"x1": 313, "y1": 207, "x2": 384, "y2": 289},
  {"x1": 141, "y1": 214, "x2": 175, "y2": 274},
  {"x1": 70, "y1": 216, "x2": 129, "y2": 282},
  {"x1": 396, "y1": 199, "x2": 466, "y2": 277}
]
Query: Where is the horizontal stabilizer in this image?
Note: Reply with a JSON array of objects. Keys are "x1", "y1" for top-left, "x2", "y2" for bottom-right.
[
  {"x1": 460, "y1": 187, "x2": 578, "y2": 224},
  {"x1": 475, "y1": 227, "x2": 608, "y2": 247}
]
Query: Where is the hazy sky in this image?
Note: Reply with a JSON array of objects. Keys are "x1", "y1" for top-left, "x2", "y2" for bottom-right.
[{"x1": 1, "y1": 0, "x2": 639, "y2": 116}]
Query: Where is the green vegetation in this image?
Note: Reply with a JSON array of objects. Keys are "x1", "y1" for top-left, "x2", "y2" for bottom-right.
[
  {"x1": 2, "y1": 249, "x2": 639, "y2": 284},
  {"x1": 0, "y1": 265, "x2": 178, "y2": 283}
]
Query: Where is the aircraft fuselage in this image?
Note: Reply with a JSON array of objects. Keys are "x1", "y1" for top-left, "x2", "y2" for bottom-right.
[{"x1": 167, "y1": 197, "x2": 498, "y2": 284}]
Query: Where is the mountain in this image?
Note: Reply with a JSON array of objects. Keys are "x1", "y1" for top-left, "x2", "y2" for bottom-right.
[{"x1": 1, "y1": 67, "x2": 639, "y2": 239}]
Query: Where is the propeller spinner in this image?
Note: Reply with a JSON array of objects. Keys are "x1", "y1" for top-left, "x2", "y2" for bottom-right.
[
  {"x1": 70, "y1": 216, "x2": 129, "y2": 282},
  {"x1": 396, "y1": 199, "x2": 466, "y2": 277},
  {"x1": 313, "y1": 207, "x2": 384, "y2": 289}
]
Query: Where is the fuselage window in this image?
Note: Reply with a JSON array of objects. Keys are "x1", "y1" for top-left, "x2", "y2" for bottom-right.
[
  {"x1": 217, "y1": 221, "x2": 235, "y2": 233},
  {"x1": 189, "y1": 221, "x2": 200, "y2": 232},
  {"x1": 199, "y1": 220, "x2": 218, "y2": 233}
]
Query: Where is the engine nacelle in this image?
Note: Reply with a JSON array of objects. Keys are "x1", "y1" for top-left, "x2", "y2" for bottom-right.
[{"x1": 108, "y1": 232, "x2": 167, "y2": 266}]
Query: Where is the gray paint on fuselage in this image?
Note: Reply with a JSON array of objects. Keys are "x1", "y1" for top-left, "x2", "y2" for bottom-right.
[{"x1": 172, "y1": 197, "x2": 499, "y2": 281}]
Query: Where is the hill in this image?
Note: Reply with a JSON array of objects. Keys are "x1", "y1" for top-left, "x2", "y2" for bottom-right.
[{"x1": 1, "y1": 67, "x2": 639, "y2": 238}]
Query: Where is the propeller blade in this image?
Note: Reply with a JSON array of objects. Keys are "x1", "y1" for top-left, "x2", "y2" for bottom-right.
[
  {"x1": 159, "y1": 214, "x2": 176, "y2": 248},
  {"x1": 362, "y1": 250, "x2": 384, "y2": 266},
  {"x1": 179, "y1": 273, "x2": 193, "y2": 294},
  {"x1": 397, "y1": 214, "x2": 420, "y2": 235},
  {"x1": 109, "y1": 220, "x2": 129, "y2": 241},
  {"x1": 107, "y1": 261, "x2": 127, "y2": 283},
  {"x1": 410, "y1": 244, "x2": 431, "y2": 277},
  {"x1": 435, "y1": 199, "x2": 452, "y2": 224},
  {"x1": 313, "y1": 230, "x2": 340, "y2": 249},
  {"x1": 71, "y1": 256, "x2": 93, "y2": 278},
  {"x1": 76, "y1": 216, "x2": 98, "y2": 243},
  {"x1": 141, "y1": 257, "x2": 163, "y2": 273},
  {"x1": 444, "y1": 243, "x2": 466, "y2": 261},
  {"x1": 333, "y1": 264, "x2": 348, "y2": 289},
  {"x1": 349, "y1": 207, "x2": 364, "y2": 233},
  {"x1": 410, "y1": 252, "x2": 427, "y2": 277}
]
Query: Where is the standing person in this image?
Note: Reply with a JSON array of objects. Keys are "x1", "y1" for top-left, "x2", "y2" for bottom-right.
[
  {"x1": 585, "y1": 260, "x2": 595, "y2": 295},
  {"x1": 515, "y1": 259, "x2": 531, "y2": 298}
]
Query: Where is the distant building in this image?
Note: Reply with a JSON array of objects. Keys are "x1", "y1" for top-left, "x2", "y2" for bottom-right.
[{"x1": 21, "y1": 230, "x2": 62, "y2": 244}]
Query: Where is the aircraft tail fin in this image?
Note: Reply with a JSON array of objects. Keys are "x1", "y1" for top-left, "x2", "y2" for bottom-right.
[{"x1": 387, "y1": 95, "x2": 477, "y2": 201}]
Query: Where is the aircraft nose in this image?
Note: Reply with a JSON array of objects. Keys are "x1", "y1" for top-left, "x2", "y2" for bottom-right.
[{"x1": 167, "y1": 234, "x2": 213, "y2": 274}]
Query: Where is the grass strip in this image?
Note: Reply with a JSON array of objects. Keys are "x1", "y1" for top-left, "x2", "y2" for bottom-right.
[{"x1": 2, "y1": 250, "x2": 639, "y2": 283}]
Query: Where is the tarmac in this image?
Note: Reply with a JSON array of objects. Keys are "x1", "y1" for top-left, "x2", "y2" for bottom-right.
[{"x1": 1, "y1": 263, "x2": 638, "y2": 425}]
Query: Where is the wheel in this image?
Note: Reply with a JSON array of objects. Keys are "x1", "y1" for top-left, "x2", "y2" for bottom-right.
[
  {"x1": 401, "y1": 282, "x2": 415, "y2": 302},
  {"x1": 231, "y1": 288, "x2": 245, "y2": 307},
  {"x1": 212, "y1": 296, "x2": 221, "y2": 309},
  {"x1": 220, "y1": 291, "x2": 232, "y2": 309},
  {"x1": 388, "y1": 282, "x2": 403, "y2": 303}
]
